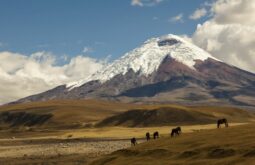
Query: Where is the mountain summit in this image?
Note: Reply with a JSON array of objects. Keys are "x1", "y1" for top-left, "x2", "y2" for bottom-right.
[
  {"x1": 67, "y1": 34, "x2": 219, "y2": 89},
  {"x1": 12, "y1": 34, "x2": 255, "y2": 106}
]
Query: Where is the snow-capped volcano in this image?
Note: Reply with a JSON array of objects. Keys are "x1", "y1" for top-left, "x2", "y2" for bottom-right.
[
  {"x1": 11, "y1": 34, "x2": 255, "y2": 106},
  {"x1": 67, "y1": 34, "x2": 219, "y2": 89}
]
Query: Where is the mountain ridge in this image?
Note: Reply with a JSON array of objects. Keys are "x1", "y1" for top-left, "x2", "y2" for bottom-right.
[
  {"x1": 9, "y1": 34, "x2": 255, "y2": 106},
  {"x1": 66, "y1": 34, "x2": 219, "y2": 89}
]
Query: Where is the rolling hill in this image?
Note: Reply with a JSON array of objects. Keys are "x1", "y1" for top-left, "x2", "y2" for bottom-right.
[
  {"x1": 0, "y1": 100, "x2": 135, "y2": 129},
  {"x1": 0, "y1": 100, "x2": 253, "y2": 129},
  {"x1": 96, "y1": 106, "x2": 253, "y2": 127}
]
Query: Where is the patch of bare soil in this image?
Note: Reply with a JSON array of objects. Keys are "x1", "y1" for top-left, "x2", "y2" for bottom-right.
[{"x1": 0, "y1": 138, "x2": 130, "y2": 165}]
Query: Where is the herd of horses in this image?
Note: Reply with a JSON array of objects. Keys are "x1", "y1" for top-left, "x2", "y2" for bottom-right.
[{"x1": 131, "y1": 118, "x2": 229, "y2": 146}]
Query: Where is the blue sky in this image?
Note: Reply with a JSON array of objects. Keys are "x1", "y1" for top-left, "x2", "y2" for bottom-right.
[
  {"x1": 1, "y1": 0, "x2": 254, "y2": 104},
  {"x1": 0, "y1": 0, "x2": 211, "y2": 61}
]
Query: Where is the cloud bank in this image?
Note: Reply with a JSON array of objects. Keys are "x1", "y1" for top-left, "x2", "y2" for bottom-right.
[
  {"x1": 192, "y1": 0, "x2": 255, "y2": 73},
  {"x1": 0, "y1": 51, "x2": 105, "y2": 104}
]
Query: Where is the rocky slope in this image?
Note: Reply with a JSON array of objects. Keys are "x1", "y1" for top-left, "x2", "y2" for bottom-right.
[{"x1": 11, "y1": 34, "x2": 255, "y2": 106}]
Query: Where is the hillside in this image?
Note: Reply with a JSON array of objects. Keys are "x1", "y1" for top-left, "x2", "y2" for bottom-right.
[
  {"x1": 0, "y1": 100, "x2": 253, "y2": 129},
  {"x1": 0, "y1": 100, "x2": 136, "y2": 129},
  {"x1": 91, "y1": 123, "x2": 255, "y2": 165},
  {"x1": 96, "y1": 106, "x2": 253, "y2": 127},
  {"x1": 11, "y1": 34, "x2": 255, "y2": 107}
]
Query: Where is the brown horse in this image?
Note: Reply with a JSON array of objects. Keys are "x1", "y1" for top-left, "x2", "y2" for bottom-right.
[
  {"x1": 153, "y1": 131, "x2": 159, "y2": 139},
  {"x1": 171, "y1": 127, "x2": 181, "y2": 137},
  {"x1": 131, "y1": 137, "x2": 137, "y2": 146},
  {"x1": 217, "y1": 118, "x2": 228, "y2": 128},
  {"x1": 146, "y1": 132, "x2": 150, "y2": 141}
]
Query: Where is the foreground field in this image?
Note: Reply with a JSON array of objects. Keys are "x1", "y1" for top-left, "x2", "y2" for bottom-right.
[
  {"x1": 91, "y1": 123, "x2": 255, "y2": 165},
  {"x1": 0, "y1": 123, "x2": 248, "y2": 165},
  {"x1": 0, "y1": 100, "x2": 255, "y2": 164}
]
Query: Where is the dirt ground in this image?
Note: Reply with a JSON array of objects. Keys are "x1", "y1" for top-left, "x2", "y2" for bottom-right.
[{"x1": 0, "y1": 139, "x2": 131, "y2": 165}]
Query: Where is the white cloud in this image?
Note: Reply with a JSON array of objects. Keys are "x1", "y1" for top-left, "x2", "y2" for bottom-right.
[
  {"x1": 189, "y1": 8, "x2": 207, "y2": 20},
  {"x1": 82, "y1": 46, "x2": 93, "y2": 53},
  {"x1": 192, "y1": 0, "x2": 255, "y2": 73},
  {"x1": 60, "y1": 54, "x2": 69, "y2": 62},
  {"x1": 169, "y1": 13, "x2": 184, "y2": 23},
  {"x1": 131, "y1": 0, "x2": 164, "y2": 7},
  {"x1": 131, "y1": 0, "x2": 143, "y2": 6},
  {"x1": 212, "y1": 0, "x2": 255, "y2": 26},
  {"x1": 0, "y1": 51, "x2": 105, "y2": 104}
]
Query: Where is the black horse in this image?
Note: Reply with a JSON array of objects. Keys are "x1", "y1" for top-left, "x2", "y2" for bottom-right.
[
  {"x1": 146, "y1": 132, "x2": 150, "y2": 141},
  {"x1": 171, "y1": 127, "x2": 182, "y2": 137},
  {"x1": 153, "y1": 131, "x2": 159, "y2": 139},
  {"x1": 217, "y1": 118, "x2": 228, "y2": 128},
  {"x1": 131, "y1": 137, "x2": 137, "y2": 146}
]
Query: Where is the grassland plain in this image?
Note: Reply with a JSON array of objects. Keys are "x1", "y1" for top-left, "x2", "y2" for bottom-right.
[
  {"x1": 0, "y1": 100, "x2": 255, "y2": 164},
  {"x1": 91, "y1": 123, "x2": 255, "y2": 165},
  {"x1": 0, "y1": 123, "x2": 249, "y2": 165}
]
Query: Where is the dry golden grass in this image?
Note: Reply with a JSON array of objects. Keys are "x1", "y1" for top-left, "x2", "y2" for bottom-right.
[
  {"x1": 91, "y1": 123, "x2": 255, "y2": 165},
  {"x1": 0, "y1": 100, "x2": 255, "y2": 165},
  {"x1": 0, "y1": 100, "x2": 138, "y2": 127},
  {"x1": 0, "y1": 122, "x2": 246, "y2": 141},
  {"x1": 60, "y1": 123, "x2": 247, "y2": 139},
  {"x1": 0, "y1": 123, "x2": 249, "y2": 165},
  {"x1": 0, "y1": 99, "x2": 253, "y2": 129}
]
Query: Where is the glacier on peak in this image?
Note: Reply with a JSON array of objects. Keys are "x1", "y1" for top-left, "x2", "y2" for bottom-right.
[{"x1": 66, "y1": 34, "x2": 220, "y2": 89}]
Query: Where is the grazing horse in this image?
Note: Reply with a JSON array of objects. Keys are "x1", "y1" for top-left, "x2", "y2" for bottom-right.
[
  {"x1": 153, "y1": 131, "x2": 159, "y2": 139},
  {"x1": 217, "y1": 118, "x2": 228, "y2": 128},
  {"x1": 131, "y1": 137, "x2": 137, "y2": 146},
  {"x1": 171, "y1": 127, "x2": 182, "y2": 137},
  {"x1": 146, "y1": 132, "x2": 150, "y2": 141}
]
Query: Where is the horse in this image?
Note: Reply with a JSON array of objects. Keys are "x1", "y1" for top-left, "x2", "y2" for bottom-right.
[
  {"x1": 146, "y1": 132, "x2": 150, "y2": 141},
  {"x1": 171, "y1": 126, "x2": 182, "y2": 137},
  {"x1": 153, "y1": 131, "x2": 159, "y2": 139},
  {"x1": 217, "y1": 118, "x2": 229, "y2": 128},
  {"x1": 131, "y1": 137, "x2": 137, "y2": 146}
]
